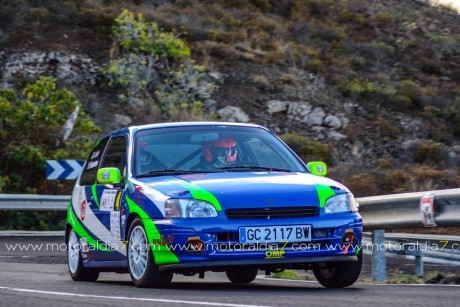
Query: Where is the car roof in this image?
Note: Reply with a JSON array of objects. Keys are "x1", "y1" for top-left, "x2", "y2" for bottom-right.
[{"x1": 102, "y1": 122, "x2": 268, "y2": 139}]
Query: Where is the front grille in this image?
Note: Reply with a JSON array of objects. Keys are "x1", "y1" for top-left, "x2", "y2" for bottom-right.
[{"x1": 225, "y1": 206, "x2": 318, "y2": 220}]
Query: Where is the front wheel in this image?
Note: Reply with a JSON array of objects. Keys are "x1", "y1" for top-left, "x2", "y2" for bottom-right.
[
  {"x1": 313, "y1": 250, "x2": 362, "y2": 288},
  {"x1": 127, "y1": 218, "x2": 173, "y2": 288},
  {"x1": 67, "y1": 228, "x2": 99, "y2": 281},
  {"x1": 226, "y1": 268, "x2": 259, "y2": 283}
]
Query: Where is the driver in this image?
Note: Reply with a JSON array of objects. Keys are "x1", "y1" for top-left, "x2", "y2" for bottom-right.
[{"x1": 202, "y1": 138, "x2": 237, "y2": 168}]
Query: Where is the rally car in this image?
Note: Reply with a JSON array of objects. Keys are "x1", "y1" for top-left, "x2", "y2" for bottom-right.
[{"x1": 66, "y1": 122, "x2": 362, "y2": 288}]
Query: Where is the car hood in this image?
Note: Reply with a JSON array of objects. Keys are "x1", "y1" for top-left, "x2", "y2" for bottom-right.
[{"x1": 134, "y1": 172, "x2": 348, "y2": 210}]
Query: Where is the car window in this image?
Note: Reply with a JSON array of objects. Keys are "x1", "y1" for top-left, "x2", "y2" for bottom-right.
[
  {"x1": 101, "y1": 136, "x2": 127, "y2": 179},
  {"x1": 150, "y1": 144, "x2": 201, "y2": 169},
  {"x1": 134, "y1": 126, "x2": 307, "y2": 175},
  {"x1": 246, "y1": 138, "x2": 291, "y2": 169},
  {"x1": 80, "y1": 138, "x2": 109, "y2": 186}
]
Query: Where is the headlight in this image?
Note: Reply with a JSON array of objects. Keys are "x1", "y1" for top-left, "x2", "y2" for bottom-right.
[
  {"x1": 165, "y1": 199, "x2": 218, "y2": 218},
  {"x1": 325, "y1": 193, "x2": 358, "y2": 213}
]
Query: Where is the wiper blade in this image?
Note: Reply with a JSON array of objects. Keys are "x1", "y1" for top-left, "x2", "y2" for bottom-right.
[
  {"x1": 136, "y1": 169, "x2": 206, "y2": 177},
  {"x1": 217, "y1": 165, "x2": 293, "y2": 172}
]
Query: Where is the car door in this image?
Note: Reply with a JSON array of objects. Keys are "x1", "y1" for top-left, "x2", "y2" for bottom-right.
[
  {"x1": 72, "y1": 137, "x2": 109, "y2": 257},
  {"x1": 91, "y1": 135, "x2": 127, "y2": 247}
]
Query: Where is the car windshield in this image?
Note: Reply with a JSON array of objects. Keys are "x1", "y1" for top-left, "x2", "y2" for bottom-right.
[{"x1": 133, "y1": 125, "x2": 307, "y2": 176}]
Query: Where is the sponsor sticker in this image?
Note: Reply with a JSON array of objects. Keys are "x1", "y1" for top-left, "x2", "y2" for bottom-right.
[
  {"x1": 80, "y1": 198, "x2": 87, "y2": 221},
  {"x1": 91, "y1": 150, "x2": 100, "y2": 159},
  {"x1": 87, "y1": 160, "x2": 99, "y2": 169},
  {"x1": 420, "y1": 192, "x2": 436, "y2": 227},
  {"x1": 265, "y1": 240, "x2": 288, "y2": 259},
  {"x1": 110, "y1": 211, "x2": 120, "y2": 238},
  {"x1": 100, "y1": 189, "x2": 117, "y2": 212},
  {"x1": 102, "y1": 171, "x2": 110, "y2": 181},
  {"x1": 114, "y1": 190, "x2": 123, "y2": 211}
]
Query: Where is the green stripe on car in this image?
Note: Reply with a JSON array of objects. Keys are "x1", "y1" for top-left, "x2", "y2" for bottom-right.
[
  {"x1": 126, "y1": 196, "x2": 180, "y2": 266},
  {"x1": 67, "y1": 203, "x2": 111, "y2": 252},
  {"x1": 315, "y1": 184, "x2": 336, "y2": 208},
  {"x1": 178, "y1": 182, "x2": 222, "y2": 211}
]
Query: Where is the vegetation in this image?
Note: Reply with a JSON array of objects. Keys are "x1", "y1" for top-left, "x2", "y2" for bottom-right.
[
  {"x1": 105, "y1": 9, "x2": 217, "y2": 121},
  {"x1": 0, "y1": 76, "x2": 99, "y2": 194},
  {"x1": 0, "y1": 77, "x2": 99, "y2": 230},
  {"x1": 273, "y1": 269, "x2": 303, "y2": 280},
  {"x1": 0, "y1": 0, "x2": 459, "y2": 227}
]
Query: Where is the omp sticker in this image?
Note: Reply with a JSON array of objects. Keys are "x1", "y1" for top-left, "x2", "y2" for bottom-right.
[
  {"x1": 100, "y1": 190, "x2": 117, "y2": 212},
  {"x1": 110, "y1": 211, "x2": 121, "y2": 238}
]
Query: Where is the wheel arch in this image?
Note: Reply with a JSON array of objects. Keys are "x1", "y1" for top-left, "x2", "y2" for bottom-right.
[
  {"x1": 65, "y1": 222, "x2": 72, "y2": 243},
  {"x1": 125, "y1": 212, "x2": 141, "y2": 240}
]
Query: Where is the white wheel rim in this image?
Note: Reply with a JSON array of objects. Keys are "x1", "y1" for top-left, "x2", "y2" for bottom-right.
[
  {"x1": 68, "y1": 230, "x2": 80, "y2": 274},
  {"x1": 129, "y1": 226, "x2": 149, "y2": 280}
]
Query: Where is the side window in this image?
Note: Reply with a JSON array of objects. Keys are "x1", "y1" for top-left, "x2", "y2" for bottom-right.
[
  {"x1": 101, "y1": 136, "x2": 127, "y2": 179},
  {"x1": 80, "y1": 138, "x2": 109, "y2": 186},
  {"x1": 246, "y1": 138, "x2": 290, "y2": 169}
]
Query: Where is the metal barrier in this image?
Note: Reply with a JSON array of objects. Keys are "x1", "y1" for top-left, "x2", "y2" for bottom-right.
[
  {"x1": 358, "y1": 188, "x2": 460, "y2": 229},
  {"x1": 1, "y1": 188, "x2": 460, "y2": 282},
  {"x1": 0, "y1": 194, "x2": 69, "y2": 210}
]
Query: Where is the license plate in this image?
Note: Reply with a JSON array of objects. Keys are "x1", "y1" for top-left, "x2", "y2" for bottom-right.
[{"x1": 239, "y1": 225, "x2": 311, "y2": 243}]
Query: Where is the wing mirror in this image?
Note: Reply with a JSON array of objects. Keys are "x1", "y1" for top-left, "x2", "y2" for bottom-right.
[
  {"x1": 307, "y1": 161, "x2": 327, "y2": 177},
  {"x1": 97, "y1": 167, "x2": 122, "y2": 184}
]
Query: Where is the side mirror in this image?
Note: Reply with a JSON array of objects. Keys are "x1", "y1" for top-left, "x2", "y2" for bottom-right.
[
  {"x1": 97, "y1": 167, "x2": 122, "y2": 184},
  {"x1": 307, "y1": 161, "x2": 327, "y2": 177}
]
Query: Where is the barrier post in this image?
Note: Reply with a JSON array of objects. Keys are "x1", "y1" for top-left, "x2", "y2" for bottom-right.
[{"x1": 372, "y1": 229, "x2": 386, "y2": 282}]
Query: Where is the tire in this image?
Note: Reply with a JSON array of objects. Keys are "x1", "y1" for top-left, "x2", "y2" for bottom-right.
[
  {"x1": 67, "y1": 228, "x2": 99, "y2": 281},
  {"x1": 313, "y1": 250, "x2": 362, "y2": 288},
  {"x1": 226, "y1": 268, "x2": 259, "y2": 283},
  {"x1": 127, "y1": 218, "x2": 173, "y2": 288}
]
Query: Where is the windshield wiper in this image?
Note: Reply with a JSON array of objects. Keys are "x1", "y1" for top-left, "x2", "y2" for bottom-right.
[
  {"x1": 216, "y1": 165, "x2": 293, "y2": 172},
  {"x1": 136, "y1": 169, "x2": 207, "y2": 178}
]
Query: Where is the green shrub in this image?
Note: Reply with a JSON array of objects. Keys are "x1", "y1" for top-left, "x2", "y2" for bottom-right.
[
  {"x1": 105, "y1": 9, "x2": 217, "y2": 119},
  {"x1": 0, "y1": 76, "x2": 99, "y2": 194},
  {"x1": 373, "y1": 116, "x2": 401, "y2": 139},
  {"x1": 249, "y1": 74, "x2": 271, "y2": 90},
  {"x1": 343, "y1": 173, "x2": 378, "y2": 197},
  {"x1": 413, "y1": 140, "x2": 442, "y2": 164}
]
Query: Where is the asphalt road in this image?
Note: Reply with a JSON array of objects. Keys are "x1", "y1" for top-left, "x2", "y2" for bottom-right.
[{"x1": 0, "y1": 235, "x2": 459, "y2": 307}]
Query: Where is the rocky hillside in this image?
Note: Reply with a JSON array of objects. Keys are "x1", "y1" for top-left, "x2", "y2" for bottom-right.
[{"x1": 0, "y1": 0, "x2": 459, "y2": 197}]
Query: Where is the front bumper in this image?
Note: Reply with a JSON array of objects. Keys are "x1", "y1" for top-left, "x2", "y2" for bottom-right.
[
  {"x1": 147, "y1": 211, "x2": 362, "y2": 267},
  {"x1": 159, "y1": 255, "x2": 358, "y2": 271}
]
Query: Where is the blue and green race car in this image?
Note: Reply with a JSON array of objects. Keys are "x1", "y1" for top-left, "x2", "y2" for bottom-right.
[{"x1": 66, "y1": 122, "x2": 362, "y2": 288}]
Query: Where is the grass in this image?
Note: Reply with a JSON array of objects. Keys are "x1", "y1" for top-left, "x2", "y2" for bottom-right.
[
  {"x1": 271, "y1": 269, "x2": 458, "y2": 284},
  {"x1": 272, "y1": 270, "x2": 303, "y2": 280}
]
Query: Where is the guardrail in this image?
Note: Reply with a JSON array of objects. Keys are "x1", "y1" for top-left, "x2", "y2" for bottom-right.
[
  {"x1": 358, "y1": 188, "x2": 460, "y2": 229},
  {"x1": 1, "y1": 188, "x2": 460, "y2": 282},
  {"x1": 0, "y1": 194, "x2": 69, "y2": 210}
]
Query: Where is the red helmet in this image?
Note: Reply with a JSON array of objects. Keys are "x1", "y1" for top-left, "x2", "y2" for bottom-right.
[{"x1": 203, "y1": 138, "x2": 237, "y2": 163}]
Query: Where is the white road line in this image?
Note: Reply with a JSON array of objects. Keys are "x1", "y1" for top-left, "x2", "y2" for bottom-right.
[
  {"x1": 0, "y1": 286, "x2": 272, "y2": 307},
  {"x1": 257, "y1": 276, "x2": 460, "y2": 287},
  {"x1": 256, "y1": 276, "x2": 317, "y2": 284}
]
